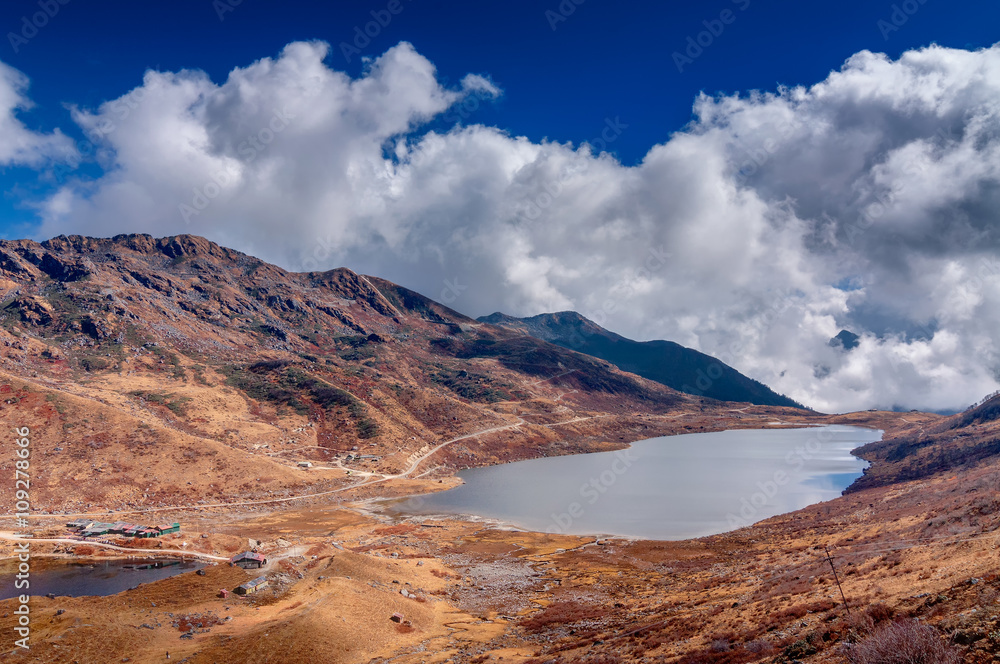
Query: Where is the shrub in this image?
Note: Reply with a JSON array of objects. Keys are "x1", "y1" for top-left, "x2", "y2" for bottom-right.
[
  {"x1": 865, "y1": 602, "x2": 895, "y2": 625},
  {"x1": 80, "y1": 356, "x2": 111, "y2": 372},
  {"x1": 744, "y1": 639, "x2": 774, "y2": 655},
  {"x1": 356, "y1": 417, "x2": 378, "y2": 439},
  {"x1": 842, "y1": 619, "x2": 961, "y2": 664},
  {"x1": 248, "y1": 359, "x2": 291, "y2": 373},
  {"x1": 785, "y1": 639, "x2": 817, "y2": 659},
  {"x1": 520, "y1": 601, "x2": 605, "y2": 633}
]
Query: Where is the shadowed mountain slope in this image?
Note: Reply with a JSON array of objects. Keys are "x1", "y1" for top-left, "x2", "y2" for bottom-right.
[{"x1": 478, "y1": 311, "x2": 804, "y2": 409}]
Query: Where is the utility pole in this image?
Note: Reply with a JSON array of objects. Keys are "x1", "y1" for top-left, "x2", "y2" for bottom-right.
[{"x1": 825, "y1": 546, "x2": 851, "y2": 616}]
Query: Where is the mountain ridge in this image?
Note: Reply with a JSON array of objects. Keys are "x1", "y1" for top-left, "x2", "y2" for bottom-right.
[{"x1": 478, "y1": 310, "x2": 806, "y2": 409}]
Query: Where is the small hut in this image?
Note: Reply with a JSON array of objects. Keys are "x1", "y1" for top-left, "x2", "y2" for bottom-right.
[{"x1": 234, "y1": 576, "x2": 268, "y2": 595}]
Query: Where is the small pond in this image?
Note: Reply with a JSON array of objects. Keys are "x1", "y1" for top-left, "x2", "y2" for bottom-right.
[{"x1": 0, "y1": 558, "x2": 205, "y2": 600}]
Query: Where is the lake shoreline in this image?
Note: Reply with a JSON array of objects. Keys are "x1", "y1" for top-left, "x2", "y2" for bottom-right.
[{"x1": 383, "y1": 425, "x2": 880, "y2": 541}]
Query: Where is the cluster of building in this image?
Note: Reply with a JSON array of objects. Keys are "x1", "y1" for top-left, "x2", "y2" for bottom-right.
[
  {"x1": 66, "y1": 519, "x2": 180, "y2": 539},
  {"x1": 222, "y1": 552, "x2": 270, "y2": 597}
]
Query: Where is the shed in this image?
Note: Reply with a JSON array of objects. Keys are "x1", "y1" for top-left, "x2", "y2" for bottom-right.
[
  {"x1": 230, "y1": 552, "x2": 267, "y2": 569},
  {"x1": 82, "y1": 524, "x2": 112, "y2": 537},
  {"x1": 218, "y1": 589, "x2": 230, "y2": 599},
  {"x1": 234, "y1": 576, "x2": 268, "y2": 595},
  {"x1": 156, "y1": 522, "x2": 180, "y2": 535}
]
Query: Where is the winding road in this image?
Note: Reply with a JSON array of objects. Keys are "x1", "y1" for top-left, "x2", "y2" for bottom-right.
[{"x1": 1, "y1": 416, "x2": 529, "y2": 522}]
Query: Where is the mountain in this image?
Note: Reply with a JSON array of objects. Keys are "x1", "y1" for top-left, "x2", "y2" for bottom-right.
[
  {"x1": 848, "y1": 390, "x2": 1000, "y2": 492},
  {"x1": 8, "y1": 234, "x2": 1000, "y2": 664},
  {"x1": 478, "y1": 311, "x2": 805, "y2": 409},
  {"x1": 829, "y1": 328, "x2": 860, "y2": 351},
  {"x1": 2, "y1": 233, "x2": 812, "y2": 512}
]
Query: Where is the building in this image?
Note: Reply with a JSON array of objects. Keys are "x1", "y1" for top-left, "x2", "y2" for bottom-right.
[
  {"x1": 234, "y1": 576, "x2": 268, "y2": 595},
  {"x1": 345, "y1": 454, "x2": 381, "y2": 461},
  {"x1": 68, "y1": 519, "x2": 181, "y2": 539},
  {"x1": 230, "y1": 552, "x2": 267, "y2": 569},
  {"x1": 80, "y1": 522, "x2": 115, "y2": 537}
]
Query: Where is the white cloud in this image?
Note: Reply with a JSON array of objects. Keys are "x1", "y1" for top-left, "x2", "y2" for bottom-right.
[
  {"x1": 29, "y1": 41, "x2": 1000, "y2": 413},
  {"x1": 0, "y1": 60, "x2": 76, "y2": 167}
]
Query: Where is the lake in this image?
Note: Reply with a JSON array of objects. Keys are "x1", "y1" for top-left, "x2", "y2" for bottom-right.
[
  {"x1": 0, "y1": 558, "x2": 205, "y2": 600},
  {"x1": 389, "y1": 425, "x2": 878, "y2": 540}
]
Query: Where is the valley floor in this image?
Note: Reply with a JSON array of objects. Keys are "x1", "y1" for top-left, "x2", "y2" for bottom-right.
[{"x1": 2, "y1": 408, "x2": 998, "y2": 664}]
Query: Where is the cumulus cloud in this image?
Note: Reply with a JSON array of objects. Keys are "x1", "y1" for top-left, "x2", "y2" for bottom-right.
[
  {"x1": 29, "y1": 40, "x2": 1000, "y2": 413},
  {"x1": 0, "y1": 60, "x2": 76, "y2": 166}
]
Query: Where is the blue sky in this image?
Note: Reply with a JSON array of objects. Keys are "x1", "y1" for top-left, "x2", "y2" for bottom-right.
[
  {"x1": 1, "y1": 0, "x2": 999, "y2": 412},
  {"x1": 1, "y1": 0, "x2": 997, "y2": 234}
]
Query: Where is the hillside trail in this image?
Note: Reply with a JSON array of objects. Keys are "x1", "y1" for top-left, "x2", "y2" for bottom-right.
[{"x1": 2, "y1": 415, "x2": 528, "y2": 521}]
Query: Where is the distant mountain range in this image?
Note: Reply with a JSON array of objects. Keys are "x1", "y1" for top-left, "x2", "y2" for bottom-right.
[{"x1": 478, "y1": 311, "x2": 805, "y2": 409}]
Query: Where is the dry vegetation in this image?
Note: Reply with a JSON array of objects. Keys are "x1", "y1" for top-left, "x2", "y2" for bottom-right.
[{"x1": 0, "y1": 235, "x2": 996, "y2": 663}]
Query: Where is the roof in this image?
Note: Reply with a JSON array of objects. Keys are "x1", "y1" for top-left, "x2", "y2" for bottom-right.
[
  {"x1": 238, "y1": 576, "x2": 268, "y2": 589},
  {"x1": 155, "y1": 523, "x2": 179, "y2": 530},
  {"x1": 231, "y1": 551, "x2": 267, "y2": 563}
]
